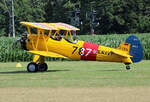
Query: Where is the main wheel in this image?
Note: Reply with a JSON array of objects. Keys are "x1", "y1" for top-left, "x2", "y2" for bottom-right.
[
  {"x1": 38, "y1": 63, "x2": 48, "y2": 72},
  {"x1": 27, "y1": 62, "x2": 38, "y2": 72}
]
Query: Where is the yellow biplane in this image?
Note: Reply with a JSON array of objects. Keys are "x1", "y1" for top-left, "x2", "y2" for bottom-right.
[{"x1": 17, "y1": 22, "x2": 143, "y2": 72}]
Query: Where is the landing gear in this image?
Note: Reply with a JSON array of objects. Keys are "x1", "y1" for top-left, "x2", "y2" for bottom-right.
[
  {"x1": 125, "y1": 63, "x2": 131, "y2": 70},
  {"x1": 27, "y1": 55, "x2": 48, "y2": 72},
  {"x1": 27, "y1": 62, "x2": 48, "y2": 72},
  {"x1": 27, "y1": 62, "x2": 38, "y2": 72},
  {"x1": 38, "y1": 63, "x2": 48, "y2": 72}
]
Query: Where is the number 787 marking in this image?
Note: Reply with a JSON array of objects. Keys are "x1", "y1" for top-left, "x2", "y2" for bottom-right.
[
  {"x1": 72, "y1": 46, "x2": 93, "y2": 57},
  {"x1": 80, "y1": 48, "x2": 92, "y2": 56},
  {"x1": 85, "y1": 48, "x2": 92, "y2": 56},
  {"x1": 72, "y1": 46, "x2": 78, "y2": 54}
]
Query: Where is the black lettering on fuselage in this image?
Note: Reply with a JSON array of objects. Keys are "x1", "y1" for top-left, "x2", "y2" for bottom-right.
[{"x1": 97, "y1": 50, "x2": 112, "y2": 56}]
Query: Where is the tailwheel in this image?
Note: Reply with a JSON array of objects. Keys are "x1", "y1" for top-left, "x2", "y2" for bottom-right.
[
  {"x1": 27, "y1": 62, "x2": 38, "y2": 72},
  {"x1": 38, "y1": 63, "x2": 48, "y2": 72},
  {"x1": 125, "y1": 63, "x2": 131, "y2": 70}
]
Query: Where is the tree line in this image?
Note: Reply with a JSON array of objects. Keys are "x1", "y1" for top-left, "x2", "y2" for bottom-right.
[{"x1": 0, "y1": 0, "x2": 150, "y2": 36}]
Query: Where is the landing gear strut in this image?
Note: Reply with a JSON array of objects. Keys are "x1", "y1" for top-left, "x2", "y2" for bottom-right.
[{"x1": 125, "y1": 63, "x2": 131, "y2": 70}]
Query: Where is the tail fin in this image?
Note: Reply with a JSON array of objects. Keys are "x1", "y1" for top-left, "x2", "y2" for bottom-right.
[
  {"x1": 117, "y1": 42, "x2": 130, "y2": 53},
  {"x1": 125, "y1": 35, "x2": 143, "y2": 63}
]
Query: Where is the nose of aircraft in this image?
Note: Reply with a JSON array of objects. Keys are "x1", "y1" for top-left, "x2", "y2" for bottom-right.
[{"x1": 13, "y1": 34, "x2": 27, "y2": 50}]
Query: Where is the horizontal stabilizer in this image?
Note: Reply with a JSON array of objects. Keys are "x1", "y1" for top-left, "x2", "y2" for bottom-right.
[
  {"x1": 112, "y1": 50, "x2": 133, "y2": 58},
  {"x1": 28, "y1": 51, "x2": 68, "y2": 58}
]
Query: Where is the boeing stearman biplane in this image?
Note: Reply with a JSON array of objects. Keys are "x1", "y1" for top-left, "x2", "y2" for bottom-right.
[{"x1": 17, "y1": 22, "x2": 143, "y2": 72}]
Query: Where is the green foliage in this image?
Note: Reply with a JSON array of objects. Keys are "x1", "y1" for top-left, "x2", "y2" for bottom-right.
[
  {"x1": 0, "y1": 0, "x2": 150, "y2": 35},
  {"x1": 0, "y1": 37, "x2": 32, "y2": 62},
  {"x1": 44, "y1": 0, "x2": 73, "y2": 23},
  {"x1": 0, "y1": 0, "x2": 46, "y2": 36},
  {"x1": 94, "y1": 0, "x2": 146, "y2": 34},
  {"x1": 138, "y1": 16, "x2": 150, "y2": 33},
  {"x1": 14, "y1": 0, "x2": 46, "y2": 35},
  {"x1": 0, "y1": 34, "x2": 150, "y2": 62}
]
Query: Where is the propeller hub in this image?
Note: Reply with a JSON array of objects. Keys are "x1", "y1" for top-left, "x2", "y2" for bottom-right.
[
  {"x1": 20, "y1": 34, "x2": 27, "y2": 50},
  {"x1": 13, "y1": 34, "x2": 27, "y2": 50}
]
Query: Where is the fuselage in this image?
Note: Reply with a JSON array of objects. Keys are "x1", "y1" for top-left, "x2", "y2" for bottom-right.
[{"x1": 24, "y1": 34, "x2": 131, "y2": 63}]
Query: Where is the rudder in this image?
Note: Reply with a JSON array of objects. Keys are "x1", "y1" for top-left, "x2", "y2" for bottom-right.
[{"x1": 125, "y1": 35, "x2": 143, "y2": 63}]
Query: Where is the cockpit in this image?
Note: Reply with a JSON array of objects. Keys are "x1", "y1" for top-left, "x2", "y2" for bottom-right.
[{"x1": 50, "y1": 30, "x2": 78, "y2": 44}]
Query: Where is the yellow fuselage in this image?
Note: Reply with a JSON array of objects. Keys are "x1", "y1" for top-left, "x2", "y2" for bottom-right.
[{"x1": 26, "y1": 34, "x2": 131, "y2": 64}]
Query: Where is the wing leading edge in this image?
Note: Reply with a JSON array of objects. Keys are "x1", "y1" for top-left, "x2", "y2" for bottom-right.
[{"x1": 20, "y1": 22, "x2": 79, "y2": 31}]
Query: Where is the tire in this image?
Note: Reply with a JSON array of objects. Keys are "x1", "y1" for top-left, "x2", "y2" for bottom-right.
[
  {"x1": 27, "y1": 62, "x2": 38, "y2": 72},
  {"x1": 126, "y1": 65, "x2": 130, "y2": 70},
  {"x1": 38, "y1": 63, "x2": 48, "y2": 72}
]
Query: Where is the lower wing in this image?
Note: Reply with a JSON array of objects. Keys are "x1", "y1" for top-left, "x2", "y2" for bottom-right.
[{"x1": 28, "y1": 50, "x2": 68, "y2": 58}]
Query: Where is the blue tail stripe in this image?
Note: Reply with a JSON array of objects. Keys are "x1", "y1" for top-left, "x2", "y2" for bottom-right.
[{"x1": 125, "y1": 35, "x2": 143, "y2": 63}]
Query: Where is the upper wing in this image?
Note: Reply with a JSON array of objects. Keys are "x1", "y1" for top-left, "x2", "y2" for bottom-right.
[
  {"x1": 49, "y1": 23, "x2": 80, "y2": 31},
  {"x1": 20, "y1": 22, "x2": 58, "y2": 30},
  {"x1": 28, "y1": 51, "x2": 68, "y2": 58},
  {"x1": 20, "y1": 22, "x2": 79, "y2": 31}
]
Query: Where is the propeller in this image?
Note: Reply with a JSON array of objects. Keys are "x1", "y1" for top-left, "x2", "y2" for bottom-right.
[{"x1": 13, "y1": 33, "x2": 27, "y2": 50}]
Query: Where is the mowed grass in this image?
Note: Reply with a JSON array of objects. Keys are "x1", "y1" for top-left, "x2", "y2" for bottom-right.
[
  {"x1": 0, "y1": 61, "x2": 150, "y2": 102},
  {"x1": 0, "y1": 60, "x2": 150, "y2": 88}
]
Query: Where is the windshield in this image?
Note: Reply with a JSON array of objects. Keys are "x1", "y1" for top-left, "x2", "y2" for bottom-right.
[
  {"x1": 50, "y1": 34, "x2": 62, "y2": 41},
  {"x1": 64, "y1": 37, "x2": 78, "y2": 44},
  {"x1": 50, "y1": 30, "x2": 78, "y2": 43}
]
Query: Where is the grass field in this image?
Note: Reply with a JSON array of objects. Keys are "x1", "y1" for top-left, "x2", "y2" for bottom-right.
[{"x1": 0, "y1": 61, "x2": 150, "y2": 102}]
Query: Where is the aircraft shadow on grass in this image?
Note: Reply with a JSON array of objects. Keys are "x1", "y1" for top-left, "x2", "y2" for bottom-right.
[
  {"x1": 97, "y1": 69, "x2": 123, "y2": 72},
  {"x1": 0, "y1": 67, "x2": 125, "y2": 74},
  {"x1": 0, "y1": 69, "x2": 70, "y2": 74}
]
